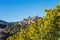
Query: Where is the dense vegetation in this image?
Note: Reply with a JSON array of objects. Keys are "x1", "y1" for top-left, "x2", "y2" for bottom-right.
[{"x1": 6, "y1": 5, "x2": 60, "y2": 40}]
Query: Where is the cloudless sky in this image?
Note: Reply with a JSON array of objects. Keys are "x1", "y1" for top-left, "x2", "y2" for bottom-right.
[{"x1": 0, "y1": 0, "x2": 60, "y2": 22}]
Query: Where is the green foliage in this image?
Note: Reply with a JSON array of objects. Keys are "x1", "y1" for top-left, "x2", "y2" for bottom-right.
[{"x1": 6, "y1": 4, "x2": 60, "y2": 40}]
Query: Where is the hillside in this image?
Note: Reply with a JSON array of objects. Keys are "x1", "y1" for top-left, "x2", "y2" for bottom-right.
[{"x1": 0, "y1": 16, "x2": 41, "y2": 40}]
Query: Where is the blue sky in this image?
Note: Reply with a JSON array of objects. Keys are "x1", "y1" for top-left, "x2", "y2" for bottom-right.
[{"x1": 0, "y1": 0, "x2": 60, "y2": 22}]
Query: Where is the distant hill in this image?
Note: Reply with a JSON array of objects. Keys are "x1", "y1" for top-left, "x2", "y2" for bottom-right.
[
  {"x1": 0, "y1": 20, "x2": 16, "y2": 26},
  {"x1": 8, "y1": 22, "x2": 16, "y2": 26},
  {"x1": 0, "y1": 20, "x2": 8, "y2": 25}
]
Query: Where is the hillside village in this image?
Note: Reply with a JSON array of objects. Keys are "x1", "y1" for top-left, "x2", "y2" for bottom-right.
[{"x1": 0, "y1": 16, "x2": 42, "y2": 40}]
